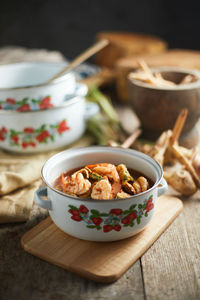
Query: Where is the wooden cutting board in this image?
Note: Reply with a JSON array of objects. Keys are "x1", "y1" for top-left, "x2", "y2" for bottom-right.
[{"x1": 21, "y1": 195, "x2": 183, "y2": 283}]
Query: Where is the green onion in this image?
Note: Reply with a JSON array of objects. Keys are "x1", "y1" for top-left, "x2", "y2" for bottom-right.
[{"x1": 86, "y1": 86, "x2": 126, "y2": 145}]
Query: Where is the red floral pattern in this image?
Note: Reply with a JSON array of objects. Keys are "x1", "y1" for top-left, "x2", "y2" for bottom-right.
[
  {"x1": 145, "y1": 197, "x2": 154, "y2": 212},
  {"x1": 121, "y1": 211, "x2": 138, "y2": 225},
  {"x1": 0, "y1": 96, "x2": 54, "y2": 111},
  {"x1": 57, "y1": 120, "x2": 70, "y2": 133},
  {"x1": 11, "y1": 135, "x2": 19, "y2": 144},
  {"x1": 36, "y1": 130, "x2": 50, "y2": 142},
  {"x1": 92, "y1": 217, "x2": 103, "y2": 226},
  {"x1": 110, "y1": 208, "x2": 123, "y2": 216},
  {"x1": 79, "y1": 205, "x2": 89, "y2": 214},
  {"x1": 39, "y1": 96, "x2": 54, "y2": 109},
  {"x1": 6, "y1": 98, "x2": 16, "y2": 105},
  {"x1": 17, "y1": 104, "x2": 31, "y2": 112},
  {"x1": 0, "y1": 120, "x2": 70, "y2": 149},
  {"x1": 68, "y1": 196, "x2": 154, "y2": 233},
  {"x1": 22, "y1": 141, "x2": 36, "y2": 148},
  {"x1": 0, "y1": 126, "x2": 8, "y2": 141},
  {"x1": 24, "y1": 127, "x2": 34, "y2": 134},
  {"x1": 103, "y1": 224, "x2": 122, "y2": 232}
]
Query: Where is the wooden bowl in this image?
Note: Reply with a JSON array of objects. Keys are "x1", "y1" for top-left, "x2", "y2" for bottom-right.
[{"x1": 128, "y1": 67, "x2": 200, "y2": 142}]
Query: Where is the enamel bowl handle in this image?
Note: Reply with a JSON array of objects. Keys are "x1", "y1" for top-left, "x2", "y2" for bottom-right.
[
  {"x1": 34, "y1": 187, "x2": 52, "y2": 210},
  {"x1": 157, "y1": 178, "x2": 168, "y2": 197},
  {"x1": 84, "y1": 102, "x2": 99, "y2": 120}
]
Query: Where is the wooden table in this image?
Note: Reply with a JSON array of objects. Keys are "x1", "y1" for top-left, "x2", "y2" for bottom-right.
[
  {"x1": 0, "y1": 189, "x2": 199, "y2": 300},
  {"x1": 0, "y1": 48, "x2": 199, "y2": 299}
]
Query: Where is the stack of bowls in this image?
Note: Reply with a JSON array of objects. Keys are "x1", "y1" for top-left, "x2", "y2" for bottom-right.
[{"x1": 0, "y1": 62, "x2": 98, "y2": 153}]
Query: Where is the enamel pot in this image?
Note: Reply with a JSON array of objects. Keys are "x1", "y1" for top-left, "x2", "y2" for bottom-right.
[
  {"x1": 0, "y1": 84, "x2": 98, "y2": 153},
  {"x1": 35, "y1": 146, "x2": 168, "y2": 242}
]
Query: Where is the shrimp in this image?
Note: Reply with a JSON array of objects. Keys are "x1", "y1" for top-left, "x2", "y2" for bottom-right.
[
  {"x1": 124, "y1": 176, "x2": 149, "y2": 194},
  {"x1": 134, "y1": 176, "x2": 149, "y2": 193},
  {"x1": 91, "y1": 178, "x2": 112, "y2": 200},
  {"x1": 61, "y1": 169, "x2": 91, "y2": 196},
  {"x1": 87, "y1": 163, "x2": 120, "y2": 182}
]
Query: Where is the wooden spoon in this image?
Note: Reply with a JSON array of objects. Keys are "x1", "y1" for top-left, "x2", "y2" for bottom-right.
[{"x1": 47, "y1": 39, "x2": 109, "y2": 84}]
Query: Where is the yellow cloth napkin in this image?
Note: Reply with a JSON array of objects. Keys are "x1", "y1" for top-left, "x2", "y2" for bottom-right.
[
  {"x1": 0, "y1": 135, "x2": 94, "y2": 223},
  {"x1": 0, "y1": 180, "x2": 42, "y2": 223}
]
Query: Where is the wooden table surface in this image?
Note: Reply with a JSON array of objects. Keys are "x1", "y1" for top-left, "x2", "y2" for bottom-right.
[
  {"x1": 0, "y1": 48, "x2": 199, "y2": 300},
  {"x1": 0, "y1": 189, "x2": 199, "y2": 300}
]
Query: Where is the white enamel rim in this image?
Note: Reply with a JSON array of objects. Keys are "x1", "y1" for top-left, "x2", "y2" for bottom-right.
[
  {"x1": 0, "y1": 61, "x2": 72, "y2": 91},
  {"x1": 128, "y1": 66, "x2": 200, "y2": 91},
  {"x1": 41, "y1": 146, "x2": 163, "y2": 203}
]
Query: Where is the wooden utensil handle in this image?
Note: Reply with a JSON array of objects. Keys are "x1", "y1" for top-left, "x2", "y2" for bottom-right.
[{"x1": 48, "y1": 39, "x2": 109, "y2": 83}]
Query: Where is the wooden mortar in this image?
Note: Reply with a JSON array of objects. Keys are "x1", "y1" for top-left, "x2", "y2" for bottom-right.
[{"x1": 128, "y1": 67, "x2": 200, "y2": 146}]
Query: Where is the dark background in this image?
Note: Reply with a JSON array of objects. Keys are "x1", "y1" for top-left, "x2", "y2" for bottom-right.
[{"x1": 0, "y1": 0, "x2": 200, "y2": 58}]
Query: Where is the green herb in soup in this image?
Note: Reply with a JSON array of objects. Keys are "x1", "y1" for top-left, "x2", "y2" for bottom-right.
[{"x1": 54, "y1": 163, "x2": 154, "y2": 200}]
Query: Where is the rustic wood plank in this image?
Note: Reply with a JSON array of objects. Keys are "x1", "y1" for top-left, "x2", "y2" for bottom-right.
[
  {"x1": 141, "y1": 191, "x2": 200, "y2": 300},
  {"x1": 180, "y1": 194, "x2": 200, "y2": 296},
  {"x1": 81, "y1": 261, "x2": 145, "y2": 300}
]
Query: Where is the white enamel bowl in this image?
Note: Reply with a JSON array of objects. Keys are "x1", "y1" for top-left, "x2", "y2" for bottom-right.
[
  {"x1": 0, "y1": 84, "x2": 98, "y2": 153},
  {"x1": 35, "y1": 147, "x2": 168, "y2": 242},
  {"x1": 0, "y1": 62, "x2": 76, "y2": 110}
]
